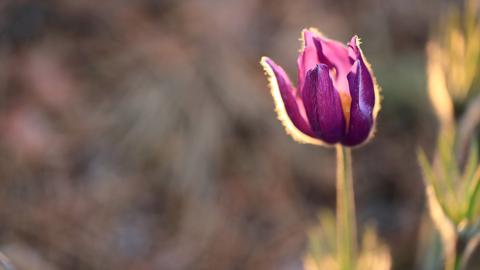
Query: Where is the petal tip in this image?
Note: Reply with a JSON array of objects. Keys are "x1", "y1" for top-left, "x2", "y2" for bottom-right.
[
  {"x1": 306, "y1": 27, "x2": 323, "y2": 37},
  {"x1": 348, "y1": 36, "x2": 361, "y2": 58},
  {"x1": 351, "y1": 35, "x2": 360, "y2": 44},
  {"x1": 300, "y1": 28, "x2": 326, "y2": 49},
  {"x1": 301, "y1": 28, "x2": 317, "y2": 48},
  {"x1": 260, "y1": 56, "x2": 272, "y2": 66}
]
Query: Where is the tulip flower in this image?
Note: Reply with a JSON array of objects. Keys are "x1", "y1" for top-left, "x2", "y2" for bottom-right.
[{"x1": 261, "y1": 29, "x2": 380, "y2": 146}]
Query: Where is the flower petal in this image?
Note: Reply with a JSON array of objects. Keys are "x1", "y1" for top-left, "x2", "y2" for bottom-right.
[
  {"x1": 260, "y1": 57, "x2": 323, "y2": 145},
  {"x1": 348, "y1": 35, "x2": 361, "y2": 61},
  {"x1": 342, "y1": 54, "x2": 375, "y2": 146},
  {"x1": 302, "y1": 64, "x2": 346, "y2": 144},
  {"x1": 299, "y1": 29, "x2": 351, "y2": 95},
  {"x1": 297, "y1": 30, "x2": 322, "y2": 93},
  {"x1": 315, "y1": 33, "x2": 351, "y2": 81}
]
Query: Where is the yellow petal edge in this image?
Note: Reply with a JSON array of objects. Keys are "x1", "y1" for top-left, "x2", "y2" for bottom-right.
[{"x1": 260, "y1": 56, "x2": 324, "y2": 145}]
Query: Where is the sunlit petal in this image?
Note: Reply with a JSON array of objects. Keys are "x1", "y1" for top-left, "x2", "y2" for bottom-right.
[{"x1": 260, "y1": 57, "x2": 323, "y2": 145}]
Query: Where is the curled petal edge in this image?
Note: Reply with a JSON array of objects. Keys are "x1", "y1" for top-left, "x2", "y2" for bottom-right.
[
  {"x1": 351, "y1": 35, "x2": 381, "y2": 120},
  {"x1": 260, "y1": 56, "x2": 325, "y2": 145},
  {"x1": 347, "y1": 35, "x2": 382, "y2": 147}
]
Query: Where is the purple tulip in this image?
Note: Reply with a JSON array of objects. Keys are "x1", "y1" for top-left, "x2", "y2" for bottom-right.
[{"x1": 261, "y1": 29, "x2": 380, "y2": 146}]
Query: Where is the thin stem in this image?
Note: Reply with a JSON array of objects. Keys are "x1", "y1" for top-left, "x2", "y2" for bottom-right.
[
  {"x1": 336, "y1": 145, "x2": 357, "y2": 270},
  {"x1": 454, "y1": 255, "x2": 461, "y2": 270}
]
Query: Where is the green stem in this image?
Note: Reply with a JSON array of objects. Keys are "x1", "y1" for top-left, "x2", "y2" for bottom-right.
[
  {"x1": 336, "y1": 145, "x2": 357, "y2": 270},
  {"x1": 454, "y1": 254, "x2": 461, "y2": 270}
]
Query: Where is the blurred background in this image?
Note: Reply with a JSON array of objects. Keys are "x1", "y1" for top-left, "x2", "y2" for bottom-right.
[{"x1": 0, "y1": 0, "x2": 459, "y2": 269}]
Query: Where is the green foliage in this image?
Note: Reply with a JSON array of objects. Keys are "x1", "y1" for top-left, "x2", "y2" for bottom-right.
[
  {"x1": 304, "y1": 210, "x2": 391, "y2": 270},
  {"x1": 418, "y1": 132, "x2": 480, "y2": 270},
  {"x1": 439, "y1": 0, "x2": 480, "y2": 102},
  {"x1": 419, "y1": 134, "x2": 480, "y2": 227},
  {"x1": 305, "y1": 211, "x2": 339, "y2": 270}
]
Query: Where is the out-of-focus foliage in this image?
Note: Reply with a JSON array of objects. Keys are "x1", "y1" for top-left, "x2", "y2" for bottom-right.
[
  {"x1": 418, "y1": 133, "x2": 480, "y2": 270},
  {"x1": 356, "y1": 227, "x2": 392, "y2": 270},
  {"x1": 419, "y1": 135, "x2": 480, "y2": 227},
  {"x1": 421, "y1": 1, "x2": 480, "y2": 269},
  {"x1": 304, "y1": 211, "x2": 391, "y2": 270},
  {"x1": 304, "y1": 211, "x2": 338, "y2": 270},
  {"x1": 427, "y1": 0, "x2": 480, "y2": 104}
]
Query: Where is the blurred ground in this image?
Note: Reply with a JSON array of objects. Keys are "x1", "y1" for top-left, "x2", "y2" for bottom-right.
[{"x1": 0, "y1": 0, "x2": 448, "y2": 269}]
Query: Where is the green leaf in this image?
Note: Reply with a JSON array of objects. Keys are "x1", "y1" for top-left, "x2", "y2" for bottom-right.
[
  {"x1": 425, "y1": 185, "x2": 457, "y2": 270},
  {"x1": 466, "y1": 167, "x2": 480, "y2": 221},
  {"x1": 438, "y1": 134, "x2": 459, "y2": 197},
  {"x1": 418, "y1": 148, "x2": 448, "y2": 214},
  {"x1": 462, "y1": 139, "x2": 478, "y2": 190}
]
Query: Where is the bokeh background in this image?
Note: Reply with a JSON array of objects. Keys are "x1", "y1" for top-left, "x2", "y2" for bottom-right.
[{"x1": 0, "y1": 0, "x2": 454, "y2": 269}]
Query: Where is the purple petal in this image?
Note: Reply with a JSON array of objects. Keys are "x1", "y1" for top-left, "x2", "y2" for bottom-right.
[
  {"x1": 341, "y1": 52, "x2": 375, "y2": 146},
  {"x1": 298, "y1": 30, "x2": 352, "y2": 94},
  {"x1": 297, "y1": 30, "x2": 321, "y2": 93},
  {"x1": 302, "y1": 64, "x2": 346, "y2": 144},
  {"x1": 261, "y1": 57, "x2": 316, "y2": 137},
  {"x1": 316, "y1": 35, "x2": 351, "y2": 80}
]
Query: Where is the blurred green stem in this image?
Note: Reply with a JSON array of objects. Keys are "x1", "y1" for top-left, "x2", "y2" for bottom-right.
[{"x1": 336, "y1": 145, "x2": 357, "y2": 270}]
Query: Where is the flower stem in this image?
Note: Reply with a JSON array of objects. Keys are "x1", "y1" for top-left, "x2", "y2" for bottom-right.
[{"x1": 336, "y1": 145, "x2": 357, "y2": 270}]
